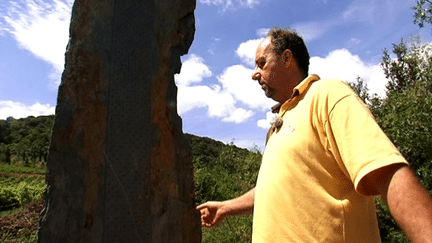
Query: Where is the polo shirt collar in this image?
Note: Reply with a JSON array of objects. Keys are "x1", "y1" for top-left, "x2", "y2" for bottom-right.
[
  {"x1": 278, "y1": 74, "x2": 320, "y2": 115},
  {"x1": 294, "y1": 74, "x2": 320, "y2": 97}
]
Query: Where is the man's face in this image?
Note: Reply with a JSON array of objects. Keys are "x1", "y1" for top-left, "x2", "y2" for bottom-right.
[{"x1": 252, "y1": 38, "x2": 289, "y2": 103}]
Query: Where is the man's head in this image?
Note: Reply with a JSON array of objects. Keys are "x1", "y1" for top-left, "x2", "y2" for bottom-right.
[
  {"x1": 266, "y1": 27, "x2": 310, "y2": 78},
  {"x1": 252, "y1": 27, "x2": 310, "y2": 103}
]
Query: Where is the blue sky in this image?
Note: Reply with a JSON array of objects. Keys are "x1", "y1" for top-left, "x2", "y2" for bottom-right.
[{"x1": 0, "y1": 0, "x2": 430, "y2": 151}]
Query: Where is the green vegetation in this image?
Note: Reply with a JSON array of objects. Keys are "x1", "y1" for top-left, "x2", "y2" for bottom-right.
[
  {"x1": 0, "y1": 173, "x2": 45, "y2": 211},
  {"x1": 0, "y1": 164, "x2": 45, "y2": 175},
  {"x1": 347, "y1": 36, "x2": 432, "y2": 243},
  {"x1": 0, "y1": 115, "x2": 51, "y2": 242},
  {"x1": 0, "y1": 115, "x2": 53, "y2": 166},
  {"x1": 186, "y1": 134, "x2": 261, "y2": 242},
  {"x1": 187, "y1": 134, "x2": 261, "y2": 204},
  {"x1": 0, "y1": 164, "x2": 45, "y2": 242}
]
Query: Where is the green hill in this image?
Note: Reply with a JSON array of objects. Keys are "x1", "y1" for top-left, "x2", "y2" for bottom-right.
[
  {"x1": 0, "y1": 115, "x2": 260, "y2": 242},
  {"x1": 0, "y1": 114, "x2": 262, "y2": 205}
]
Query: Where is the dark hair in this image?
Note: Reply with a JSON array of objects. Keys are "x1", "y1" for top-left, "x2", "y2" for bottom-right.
[{"x1": 267, "y1": 27, "x2": 310, "y2": 78}]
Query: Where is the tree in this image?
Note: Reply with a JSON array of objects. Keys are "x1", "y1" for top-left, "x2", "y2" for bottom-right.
[
  {"x1": 347, "y1": 77, "x2": 383, "y2": 119},
  {"x1": 0, "y1": 120, "x2": 11, "y2": 144},
  {"x1": 347, "y1": 76, "x2": 370, "y2": 103},
  {"x1": 376, "y1": 36, "x2": 432, "y2": 243},
  {"x1": 0, "y1": 115, "x2": 54, "y2": 165},
  {"x1": 412, "y1": 0, "x2": 432, "y2": 29},
  {"x1": 381, "y1": 37, "x2": 432, "y2": 94},
  {"x1": 349, "y1": 36, "x2": 432, "y2": 243},
  {"x1": 5, "y1": 146, "x2": 11, "y2": 164},
  {"x1": 379, "y1": 38, "x2": 432, "y2": 168}
]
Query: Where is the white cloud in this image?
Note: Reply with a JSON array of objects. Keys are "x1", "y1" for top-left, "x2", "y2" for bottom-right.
[
  {"x1": 217, "y1": 65, "x2": 275, "y2": 110},
  {"x1": 200, "y1": 0, "x2": 261, "y2": 10},
  {"x1": 236, "y1": 38, "x2": 263, "y2": 67},
  {"x1": 256, "y1": 28, "x2": 269, "y2": 37},
  {"x1": 175, "y1": 53, "x2": 275, "y2": 124},
  {"x1": 347, "y1": 38, "x2": 362, "y2": 46},
  {"x1": 175, "y1": 54, "x2": 212, "y2": 86},
  {"x1": 222, "y1": 108, "x2": 254, "y2": 123},
  {"x1": 341, "y1": 0, "x2": 402, "y2": 26},
  {"x1": 257, "y1": 24, "x2": 329, "y2": 43},
  {"x1": 309, "y1": 48, "x2": 387, "y2": 96},
  {"x1": 174, "y1": 54, "x2": 260, "y2": 124},
  {"x1": 177, "y1": 85, "x2": 233, "y2": 117},
  {"x1": 177, "y1": 84, "x2": 255, "y2": 123},
  {"x1": 177, "y1": 85, "x2": 211, "y2": 114},
  {"x1": 293, "y1": 21, "x2": 332, "y2": 42},
  {"x1": 175, "y1": 54, "x2": 238, "y2": 120},
  {"x1": 256, "y1": 24, "x2": 328, "y2": 43},
  {"x1": 208, "y1": 37, "x2": 221, "y2": 55},
  {"x1": 1, "y1": 0, "x2": 73, "y2": 86},
  {"x1": 342, "y1": 2, "x2": 374, "y2": 23},
  {"x1": 257, "y1": 111, "x2": 275, "y2": 129},
  {"x1": 243, "y1": 0, "x2": 260, "y2": 7},
  {"x1": 176, "y1": 38, "x2": 277, "y2": 125},
  {"x1": 0, "y1": 101, "x2": 55, "y2": 119}
]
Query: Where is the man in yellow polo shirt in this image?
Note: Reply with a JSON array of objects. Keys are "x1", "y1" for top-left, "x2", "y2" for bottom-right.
[{"x1": 197, "y1": 27, "x2": 432, "y2": 242}]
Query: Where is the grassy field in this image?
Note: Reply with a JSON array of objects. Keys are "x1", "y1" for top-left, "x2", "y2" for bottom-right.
[{"x1": 0, "y1": 163, "x2": 45, "y2": 243}]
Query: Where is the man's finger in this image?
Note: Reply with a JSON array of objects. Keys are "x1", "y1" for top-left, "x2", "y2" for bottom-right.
[
  {"x1": 196, "y1": 203, "x2": 208, "y2": 211},
  {"x1": 200, "y1": 208, "x2": 210, "y2": 219}
]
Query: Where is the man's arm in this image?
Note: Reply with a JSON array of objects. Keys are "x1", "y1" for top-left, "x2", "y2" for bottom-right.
[
  {"x1": 367, "y1": 164, "x2": 432, "y2": 243},
  {"x1": 196, "y1": 187, "x2": 255, "y2": 228}
]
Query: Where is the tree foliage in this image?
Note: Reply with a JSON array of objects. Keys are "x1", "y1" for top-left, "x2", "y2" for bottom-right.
[
  {"x1": 349, "y1": 37, "x2": 432, "y2": 243},
  {"x1": 379, "y1": 38, "x2": 432, "y2": 175},
  {"x1": 0, "y1": 115, "x2": 54, "y2": 166},
  {"x1": 412, "y1": 0, "x2": 432, "y2": 29},
  {"x1": 185, "y1": 134, "x2": 261, "y2": 205},
  {"x1": 381, "y1": 37, "x2": 432, "y2": 95},
  {"x1": 347, "y1": 76, "x2": 370, "y2": 103},
  {"x1": 185, "y1": 134, "x2": 261, "y2": 242}
]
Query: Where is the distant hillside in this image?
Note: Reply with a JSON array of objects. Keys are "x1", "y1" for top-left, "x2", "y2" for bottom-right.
[
  {"x1": 0, "y1": 115, "x2": 262, "y2": 242},
  {"x1": 0, "y1": 114, "x2": 262, "y2": 207}
]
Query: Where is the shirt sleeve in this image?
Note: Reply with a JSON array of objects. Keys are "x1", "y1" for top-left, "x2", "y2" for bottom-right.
[{"x1": 323, "y1": 84, "x2": 408, "y2": 196}]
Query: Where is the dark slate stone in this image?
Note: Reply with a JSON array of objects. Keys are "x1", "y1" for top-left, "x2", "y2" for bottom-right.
[{"x1": 38, "y1": 0, "x2": 200, "y2": 242}]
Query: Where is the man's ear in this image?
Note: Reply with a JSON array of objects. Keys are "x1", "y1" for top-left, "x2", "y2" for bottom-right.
[{"x1": 281, "y1": 49, "x2": 293, "y2": 66}]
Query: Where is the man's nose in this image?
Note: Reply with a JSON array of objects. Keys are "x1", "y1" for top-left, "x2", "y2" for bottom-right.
[{"x1": 252, "y1": 71, "x2": 260, "y2": 81}]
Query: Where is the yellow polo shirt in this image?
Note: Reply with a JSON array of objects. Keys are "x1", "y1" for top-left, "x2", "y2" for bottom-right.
[{"x1": 252, "y1": 75, "x2": 407, "y2": 242}]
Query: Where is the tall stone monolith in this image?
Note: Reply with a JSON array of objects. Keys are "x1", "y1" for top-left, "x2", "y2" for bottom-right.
[{"x1": 38, "y1": 0, "x2": 201, "y2": 242}]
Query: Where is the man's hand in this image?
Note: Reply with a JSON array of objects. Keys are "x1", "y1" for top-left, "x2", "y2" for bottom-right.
[
  {"x1": 196, "y1": 188, "x2": 255, "y2": 228},
  {"x1": 196, "y1": 201, "x2": 229, "y2": 228}
]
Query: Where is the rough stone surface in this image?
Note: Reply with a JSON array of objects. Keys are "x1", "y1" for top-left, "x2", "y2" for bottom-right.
[{"x1": 38, "y1": 0, "x2": 200, "y2": 242}]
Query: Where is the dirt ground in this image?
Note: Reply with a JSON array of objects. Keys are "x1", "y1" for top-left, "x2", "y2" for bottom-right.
[{"x1": 0, "y1": 199, "x2": 43, "y2": 242}]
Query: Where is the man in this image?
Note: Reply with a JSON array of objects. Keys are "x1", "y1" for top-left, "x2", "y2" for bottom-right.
[{"x1": 197, "y1": 27, "x2": 432, "y2": 242}]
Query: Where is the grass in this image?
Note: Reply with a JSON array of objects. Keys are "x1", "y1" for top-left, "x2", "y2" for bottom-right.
[
  {"x1": 0, "y1": 162, "x2": 46, "y2": 243},
  {"x1": 0, "y1": 207, "x2": 21, "y2": 217},
  {"x1": 202, "y1": 215, "x2": 253, "y2": 243},
  {"x1": 0, "y1": 164, "x2": 46, "y2": 175}
]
